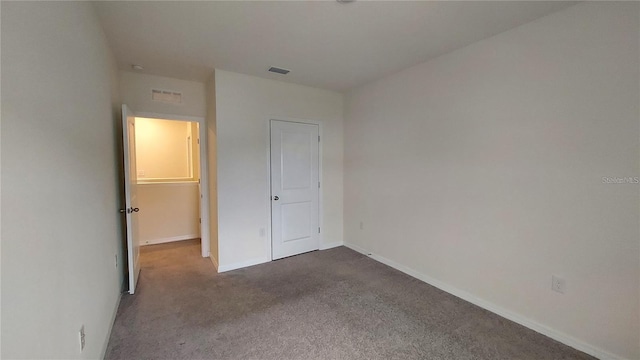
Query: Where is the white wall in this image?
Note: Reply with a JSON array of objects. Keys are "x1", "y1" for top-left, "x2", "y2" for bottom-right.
[
  {"x1": 135, "y1": 118, "x2": 193, "y2": 180},
  {"x1": 215, "y1": 69, "x2": 344, "y2": 271},
  {"x1": 137, "y1": 183, "x2": 200, "y2": 245},
  {"x1": 119, "y1": 71, "x2": 206, "y2": 118},
  {"x1": 2, "y1": 2, "x2": 122, "y2": 358},
  {"x1": 344, "y1": 2, "x2": 639, "y2": 359}
]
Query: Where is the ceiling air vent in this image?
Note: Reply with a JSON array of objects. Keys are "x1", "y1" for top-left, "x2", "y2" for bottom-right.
[
  {"x1": 151, "y1": 89, "x2": 183, "y2": 104},
  {"x1": 268, "y1": 67, "x2": 290, "y2": 75}
]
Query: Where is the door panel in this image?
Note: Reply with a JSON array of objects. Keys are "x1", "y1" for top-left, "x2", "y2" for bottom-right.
[
  {"x1": 271, "y1": 120, "x2": 319, "y2": 260},
  {"x1": 122, "y1": 104, "x2": 141, "y2": 294},
  {"x1": 281, "y1": 132, "x2": 312, "y2": 189},
  {"x1": 281, "y1": 202, "x2": 312, "y2": 242}
]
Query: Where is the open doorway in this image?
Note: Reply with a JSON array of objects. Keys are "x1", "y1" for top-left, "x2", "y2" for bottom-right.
[
  {"x1": 134, "y1": 117, "x2": 202, "y2": 250},
  {"x1": 121, "y1": 106, "x2": 211, "y2": 294}
]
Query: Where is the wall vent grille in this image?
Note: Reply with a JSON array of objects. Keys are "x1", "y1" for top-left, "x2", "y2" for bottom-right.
[
  {"x1": 151, "y1": 89, "x2": 183, "y2": 104},
  {"x1": 268, "y1": 67, "x2": 290, "y2": 75}
]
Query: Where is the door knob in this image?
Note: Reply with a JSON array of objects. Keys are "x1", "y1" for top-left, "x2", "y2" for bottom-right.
[
  {"x1": 133, "y1": 207, "x2": 139, "y2": 212},
  {"x1": 273, "y1": 196, "x2": 279, "y2": 201}
]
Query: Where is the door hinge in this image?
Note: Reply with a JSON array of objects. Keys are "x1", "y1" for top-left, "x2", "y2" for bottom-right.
[
  {"x1": 199, "y1": 218, "x2": 202, "y2": 224},
  {"x1": 318, "y1": 227, "x2": 321, "y2": 233},
  {"x1": 318, "y1": 181, "x2": 320, "y2": 188},
  {"x1": 318, "y1": 135, "x2": 320, "y2": 142},
  {"x1": 197, "y1": 138, "x2": 200, "y2": 145}
]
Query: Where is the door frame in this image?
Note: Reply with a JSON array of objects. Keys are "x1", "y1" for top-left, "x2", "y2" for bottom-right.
[
  {"x1": 136, "y1": 111, "x2": 211, "y2": 258},
  {"x1": 266, "y1": 117, "x2": 323, "y2": 261}
]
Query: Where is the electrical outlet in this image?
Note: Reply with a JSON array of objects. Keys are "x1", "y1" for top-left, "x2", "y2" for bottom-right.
[
  {"x1": 359, "y1": 221, "x2": 364, "y2": 230},
  {"x1": 552, "y1": 275, "x2": 566, "y2": 294},
  {"x1": 79, "y1": 325, "x2": 85, "y2": 352}
]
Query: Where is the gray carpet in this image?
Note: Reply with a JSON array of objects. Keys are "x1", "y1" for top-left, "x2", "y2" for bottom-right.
[{"x1": 105, "y1": 240, "x2": 594, "y2": 360}]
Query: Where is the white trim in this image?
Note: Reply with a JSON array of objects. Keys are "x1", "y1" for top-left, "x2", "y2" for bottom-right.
[
  {"x1": 135, "y1": 112, "x2": 203, "y2": 123},
  {"x1": 344, "y1": 242, "x2": 626, "y2": 360},
  {"x1": 99, "y1": 293, "x2": 122, "y2": 360},
  {"x1": 137, "y1": 179, "x2": 198, "y2": 184},
  {"x1": 137, "y1": 181, "x2": 199, "y2": 186},
  {"x1": 217, "y1": 257, "x2": 270, "y2": 273},
  {"x1": 132, "y1": 111, "x2": 211, "y2": 259},
  {"x1": 320, "y1": 241, "x2": 343, "y2": 250},
  {"x1": 266, "y1": 116, "x2": 324, "y2": 261},
  {"x1": 140, "y1": 234, "x2": 200, "y2": 246},
  {"x1": 265, "y1": 119, "x2": 273, "y2": 261}
]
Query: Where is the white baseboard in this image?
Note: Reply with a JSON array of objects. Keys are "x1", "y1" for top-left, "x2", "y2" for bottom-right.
[
  {"x1": 217, "y1": 257, "x2": 270, "y2": 273},
  {"x1": 140, "y1": 234, "x2": 199, "y2": 246},
  {"x1": 99, "y1": 292, "x2": 122, "y2": 360},
  {"x1": 320, "y1": 241, "x2": 343, "y2": 250},
  {"x1": 344, "y1": 242, "x2": 625, "y2": 360}
]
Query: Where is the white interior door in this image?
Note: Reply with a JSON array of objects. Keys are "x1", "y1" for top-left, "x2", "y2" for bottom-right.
[
  {"x1": 271, "y1": 120, "x2": 320, "y2": 260},
  {"x1": 122, "y1": 105, "x2": 141, "y2": 294}
]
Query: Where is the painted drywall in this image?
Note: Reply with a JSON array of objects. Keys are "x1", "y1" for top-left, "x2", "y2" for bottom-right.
[
  {"x1": 137, "y1": 183, "x2": 200, "y2": 245},
  {"x1": 135, "y1": 117, "x2": 194, "y2": 180},
  {"x1": 2, "y1": 2, "x2": 122, "y2": 358},
  {"x1": 119, "y1": 71, "x2": 206, "y2": 118},
  {"x1": 215, "y1": 69, "x2": 344, "y2": 270},
  {"x1": 344, "y1": 2, "x2": 639, "y2": 359},
  {"x1": 206, "y1": 75, "x2": 219, "y2": 267}
]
